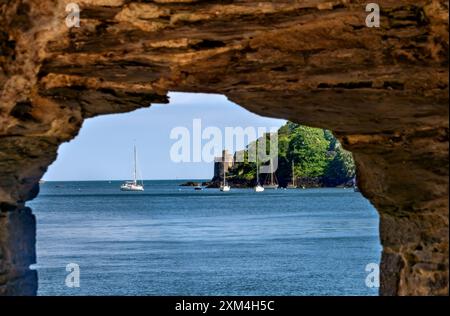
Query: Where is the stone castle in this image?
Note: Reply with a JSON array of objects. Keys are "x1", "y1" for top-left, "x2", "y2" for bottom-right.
[{"x1": 213, "y1": 150, "x2": 234, "y2": 179}]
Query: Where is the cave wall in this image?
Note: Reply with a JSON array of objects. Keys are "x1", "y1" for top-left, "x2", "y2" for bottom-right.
[{"x1": 0, "y1": 0, "x2": 448, "y2": 295}]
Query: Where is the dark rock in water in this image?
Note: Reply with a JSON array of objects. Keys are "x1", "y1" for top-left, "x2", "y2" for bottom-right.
[
  {"x1": 206, "y1": 181, "x2": 219, "y2": 189},
  {"x1": 296, "y1": 177, "x2": 323, "y2": 188},
  {"x1": 179, "y1": 181, "x2": 201, "y2": 187}
]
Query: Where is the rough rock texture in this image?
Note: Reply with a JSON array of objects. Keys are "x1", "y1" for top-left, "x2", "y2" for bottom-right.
[
  {"x1": 0, "y1": 208, "x2": 37, "y2": 295},
  {"x1": 0, "y1": 0, "x2": 448, "y2": 295}
]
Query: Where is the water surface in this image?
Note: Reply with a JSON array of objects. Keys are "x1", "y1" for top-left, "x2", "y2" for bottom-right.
[{"x1": 29, "y1": 180, "x2": 381, "y2": 295}]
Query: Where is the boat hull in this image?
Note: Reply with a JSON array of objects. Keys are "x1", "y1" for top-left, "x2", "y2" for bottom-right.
[
  {"x1": 254, "y1": 185, "x2": 265, "y2": 192},
  {"x1": 120, "y1": 184, "x2": 144, "y2": 191},
  {"x1": 220, "y1": 185, "x2": 231, "y2": 192}
]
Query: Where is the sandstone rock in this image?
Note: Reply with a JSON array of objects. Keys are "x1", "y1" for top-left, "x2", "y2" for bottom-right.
[
  {"x1": 0, "y1": 208, "x2": 37, "y2": 296},
  {"x1": 0, "y1": 0, "x2": 448, "y2": 295}
]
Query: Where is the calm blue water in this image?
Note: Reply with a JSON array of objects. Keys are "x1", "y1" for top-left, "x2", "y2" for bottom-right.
[{"x1": 28, "y1": 180, "x2": 381, "y2": 296}]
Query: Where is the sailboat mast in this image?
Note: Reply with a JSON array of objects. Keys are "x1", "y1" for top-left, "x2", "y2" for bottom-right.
[
  {"x1": 133, "y1": 145, "x2": 137, "y2": 185},
  {"x1": 270, "y1": 159, "x2": 274, "y2": 185},
  {"x1": 255, "y1": 150, "x2": 259, "y2": 184},
  {"x1": 223, "y1": 158, "x2": 226, "y2": 185}
]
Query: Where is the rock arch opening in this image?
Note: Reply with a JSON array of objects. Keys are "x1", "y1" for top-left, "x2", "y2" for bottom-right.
[{"x1": 28, "y1": 92, "x2": 381, "y2": 295}]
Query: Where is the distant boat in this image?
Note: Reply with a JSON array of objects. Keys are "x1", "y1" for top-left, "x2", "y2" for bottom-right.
[
  {"x1": 254, "y1": 153, "x2": 264, "y2": 192},
  {"x1": 353, "y1": 176, "x2": 360, "y2": 192},
  {"x1": 254, "y1": 184, "x2": 264, "y2": 192},
  {"x1": 120, "y1": 145, "x2": 144, "y2": 191},
  {"x1": 39, "y1": 179, "x2": 45, "y2": 184},
  {"x1": 263, "y1": 159, "x2": 279, "y2": 189},
  {"x1": 220, "y1": 161, "x2": 231, "y2": 192},
  {"x1": 287, "y1": 161, "x2": 297, "y2": 189},
  {"x1": 194, "y1": 185, "x2": 203, "y2": 191}
]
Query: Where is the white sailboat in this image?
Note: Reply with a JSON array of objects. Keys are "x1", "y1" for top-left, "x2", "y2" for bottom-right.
[
  {"x1": 220, "y1": 163, "x2": 231, "y2": 192},
  {"x1": 263, "y1": 159, "x2": 279, "y2": 189},
  {"x1": 254, "y1": 153, "x2": 264, "y2": 192},
  {"x1": 120, "y1": 145, "x2": 144, "y2": 191}
]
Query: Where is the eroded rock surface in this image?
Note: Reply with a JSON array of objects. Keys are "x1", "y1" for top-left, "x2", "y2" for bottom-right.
[{"x1": 0, "y1": 0, "x2": 448, "y2": 295}]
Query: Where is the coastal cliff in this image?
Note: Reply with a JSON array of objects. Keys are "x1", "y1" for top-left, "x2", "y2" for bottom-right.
[{"x1": 209, "y1": 122, "x2": 355, "y2": 188}]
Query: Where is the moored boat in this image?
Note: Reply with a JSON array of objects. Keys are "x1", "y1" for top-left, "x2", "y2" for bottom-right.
[
  {"x1": 254, "y1": 153, "x2": 264, "y2": 192},
  {"x1": 219, "y1": 160, "x2": 231, "y2": 192},
  {"x1": 120, "y1": 145, "x2": 144, "y2": 191},
  {"x1": 286, "y1": 161, "x2": 297, "y2": 189},
  {"x1": 263, "y1": 159, "x2": 279, "y2": 189}
]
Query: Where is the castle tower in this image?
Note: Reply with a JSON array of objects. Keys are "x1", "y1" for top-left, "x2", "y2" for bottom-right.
[{"x1": 214, "y1": 150, "x2": 234, "y2": 179}]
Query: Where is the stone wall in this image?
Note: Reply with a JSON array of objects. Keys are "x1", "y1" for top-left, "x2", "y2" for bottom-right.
[{"x1": 0, "y1": 0, "x2": 448, "y2": 295}]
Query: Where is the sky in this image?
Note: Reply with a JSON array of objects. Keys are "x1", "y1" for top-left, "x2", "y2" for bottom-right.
[{"x1": 43, "y1": 92, "x2": 286, "y2": 181}]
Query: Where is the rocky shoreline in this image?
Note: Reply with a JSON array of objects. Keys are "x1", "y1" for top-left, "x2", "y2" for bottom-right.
[{"x1": 180, "y1": 177, "x2": 354, "y2": 189}]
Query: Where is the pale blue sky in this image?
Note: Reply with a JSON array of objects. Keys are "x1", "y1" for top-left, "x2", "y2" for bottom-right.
[{"x1": 43, "y1": 92, "x2": 286, "y2": 181}]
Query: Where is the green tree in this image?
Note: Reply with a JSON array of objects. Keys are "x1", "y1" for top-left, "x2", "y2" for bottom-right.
[
  {"x1": 226, "y1": 121, "x2": 356, "y2": 187},
  {"x1": 287, "y1": 126, "x2": 330, "y2": 178},
  {"x1": 323, "y1": 147, "x2": 356, "y2": 186}
]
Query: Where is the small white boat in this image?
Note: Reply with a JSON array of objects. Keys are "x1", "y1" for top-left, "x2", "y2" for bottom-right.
[
  {"x1": 120, "y1": 145, "x2": 144, "y2": 191},
  {"x1": 254, "y1": 155, "x2": 264, "y2": 192},
  {"x1": 254, "y1": 184, "x2": 264, "y2": 192},
  {"x1": 219, "y1": 161, "x2": 231, "y2": 192},
  {"x1": 286, "y1": 161, "x2": 297, "y2": 189},
  {"x1": 262, "y1": 158, "x2": 279, "y2": 189}
]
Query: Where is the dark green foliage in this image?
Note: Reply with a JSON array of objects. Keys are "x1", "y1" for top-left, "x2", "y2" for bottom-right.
[
  {"x1": 227, "y1": 122, "x2": 356, "y2": 187},
  {"x1": 323, "y1": 145, "x2": 356, "y2": 187}
]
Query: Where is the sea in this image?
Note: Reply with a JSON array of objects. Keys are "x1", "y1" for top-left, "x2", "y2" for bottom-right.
[{"x1": 28, "y1": 180, "x2": 381, "y2": 296}]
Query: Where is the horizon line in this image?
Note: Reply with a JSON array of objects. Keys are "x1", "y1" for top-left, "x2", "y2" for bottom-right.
[{"x1": 41, "y1": 178, "x2": 211, "y2": 182}]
